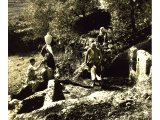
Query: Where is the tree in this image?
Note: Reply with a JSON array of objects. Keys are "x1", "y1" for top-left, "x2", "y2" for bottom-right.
[
  {"x1": 22, "y1": 0, "x2": 57, "y2": 38},
  {"x1": 73, "y1": 0, "x2": 99, "y2": 17}
]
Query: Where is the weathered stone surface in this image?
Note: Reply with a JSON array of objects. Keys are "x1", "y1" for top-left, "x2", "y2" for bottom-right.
[
  {"x1": 129, "y1": 44, "x2": 152, "y2": 81},
  {"x1": 16, "y1": 71, "x2": 150, "y2": 119},
  {"x1": 107, "y1": 50, "x2": 130, "y2": 77},
  {"x1": 10, "y1": 72, "x2": 151, "y2": 120},
  {"x1": 105, "y1": 39, "x2": 151, "y2": 81}
]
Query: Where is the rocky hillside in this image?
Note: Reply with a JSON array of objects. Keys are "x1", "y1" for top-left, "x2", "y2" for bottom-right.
[
  {"x1": 8, "y1": 74, "x2": 151, "y2": 120},
  {"x1": 8, "y1": 38, "x2": 151, "y2": 119},
  {"x1": 8, "y1": 0, "x2": 151, "y2": 119}
]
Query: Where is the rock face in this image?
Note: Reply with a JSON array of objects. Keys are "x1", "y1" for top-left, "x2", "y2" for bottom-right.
[
  {"x1": 74, "y1": 9, "x2": 111, "y2": 34},
  {"x1": 129, "y1": 40, "x2": 152, "y2": 81},
  {"x1": 9, "y1": 56, "x2": 151, "y2": 119},
  {"x1": 44, "y1": 79, "x2": 65, "y2": 107},
  {"x1": 17, "y1": 96, "x2": 45, "y2": 114},
  {"x1": 129, "y1": 48, "x2": 152, "y2": 81},
  {"x1": 106, "y1": 50, "x2": 130, "y2": 77},
  {"x1": 106, "y1": 39, "x2": 151, "y2": 80},
  {"x1": 13, "y1": 76, "x2": 151, "y2": 120}
]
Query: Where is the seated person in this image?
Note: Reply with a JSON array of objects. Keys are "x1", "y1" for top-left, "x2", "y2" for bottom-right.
[
  {"x1": 11, "y1": 58, "x2": 43, "y2": 100},
  {"x1": 25, "y1": 58, "x2": 42, "y2": 83},
  {"x1": 25, "y1": 58, "x2": 43, "y2": 92},
  {"x1": 85, "y1": 42, "x2": 102, "y2": 87}
]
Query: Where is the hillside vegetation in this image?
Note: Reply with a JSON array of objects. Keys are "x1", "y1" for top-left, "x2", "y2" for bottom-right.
[{"x1": 8, "y1": 0, "x2": 151, "y2": 119}]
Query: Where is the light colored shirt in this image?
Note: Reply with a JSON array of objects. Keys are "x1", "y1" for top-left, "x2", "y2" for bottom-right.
[
  {"x1": 41, "y1": 67, "x2": 54, "y2": 80},
  {"x1": 86, "y1": 48, "x2": 102, "y2": 64},
  {"x1": 26, "y1": 64, "x2": 37, "y2": 80},
  {"x1": 46, "y1": 45, "x2": 54, "y2": 56}
]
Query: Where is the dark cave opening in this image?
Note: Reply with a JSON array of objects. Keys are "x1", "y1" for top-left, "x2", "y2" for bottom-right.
[
  {"x1": 73, "y1": 9, "x2": 111, "y2": 34},
  {"x1": 104, "y1": 51, "x2": 130, "y2": 78}
]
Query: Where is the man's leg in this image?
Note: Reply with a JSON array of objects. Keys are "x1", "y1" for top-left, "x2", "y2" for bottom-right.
[
  {"x1": 96, "y1": 74, "x2": 102, "y2": 80},
  {"x1": 95, "y1": 64, "x2": 102, "y2": 86},
  {"x1": 96, "y1": 74, "x2": 102, "y2": 86},
  {"x1": 91, "y1": 65, "x2": 96, "y2": 87}
]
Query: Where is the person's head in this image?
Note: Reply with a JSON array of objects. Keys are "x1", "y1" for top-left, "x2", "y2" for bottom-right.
[
  {"x1": 91, "y1": 42, "x2": 97, "y2": 49},
  {"x1": 47, "y1": 31, "x2": 51, "y2": 35},
  {"x1": 44, "y1": 32, "x2": 52, "y2": 45},
  {"x1": 99, "y1": 27, "x2": 105, "y2": 34},
  {"x1": 29, "y1": 58, "x2": 36, "y2": 66}
]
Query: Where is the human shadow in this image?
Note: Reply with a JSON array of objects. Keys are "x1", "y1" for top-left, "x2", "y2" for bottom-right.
[
  {"x1": 10, "y1": 78, "x2": 92, "y2": 102},
  {"x1": 17, "y1": 96, "x2": 45, "y2": 114},
  {"x1": 11, "y1": 79, "x2": 49, "y2": 100},
  {"x1": 11, "y1": 85, "x2": 34, "y2": 100},
  {"x1": 100, "y1": 77, "x2": 136, "y2": 91},
  {"x1": 59, "y1": 79, "x2": 93, "y2": 89}
]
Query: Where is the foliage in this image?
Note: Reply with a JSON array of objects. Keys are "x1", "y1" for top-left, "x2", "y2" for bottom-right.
[
  {"x1": 20, "y1": 0, "x2": 100, "y2": 39},
  {"x1": 102, "y1": 0, "x2": 151, "y2": 41},
  {"x1": 8, "y1": 0, "x2": 151, "y2": 54},
  {"x1": 72, "y1": 0, "x2": 100, "y2": 17}
]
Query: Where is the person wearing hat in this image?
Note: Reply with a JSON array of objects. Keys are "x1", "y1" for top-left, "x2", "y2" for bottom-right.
[
  {"x1": 41, "y1": 32, "x2": 56, "y2": 72},
  {"x1": 85, "y1": 42, "x2": 102, "y2": 87}
]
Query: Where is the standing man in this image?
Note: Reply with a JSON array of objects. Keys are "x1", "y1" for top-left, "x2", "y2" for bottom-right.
[{"x1": 85, "y1": 42, "x2": 103, "y2": 87}]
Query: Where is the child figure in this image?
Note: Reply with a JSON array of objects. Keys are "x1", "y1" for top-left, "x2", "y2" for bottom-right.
[
  {"x1": 25, "y1": 58, "x2": 42, "y2": 92},
  {"x1": 10, "y1": 58, "x2": 43, "y2": 100}
]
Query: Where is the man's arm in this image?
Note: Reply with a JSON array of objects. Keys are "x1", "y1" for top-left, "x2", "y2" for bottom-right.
[
  {"x1": 40, "y1": 44, "x2": 46, "y2": 57},
  {"x1": 104, "y1": 33, "x2": 107, "y2": 43},
  {"x1": 98, "y1": 49, "x2": 103, "y2": 65},
  {"x1": 32, "y1": 62, "x2": 43, "y2": 71},
  {"x1": 85, "y1": 49, "x2": 90, "y2": 64}
]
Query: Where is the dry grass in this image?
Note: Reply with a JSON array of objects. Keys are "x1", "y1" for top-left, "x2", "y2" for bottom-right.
[
  {"x1": 8, "y1": 51, "x2": 81, "y2": 95},
  {"x1": 8, "y1": 53, "x2": 43, "y2": 94}
]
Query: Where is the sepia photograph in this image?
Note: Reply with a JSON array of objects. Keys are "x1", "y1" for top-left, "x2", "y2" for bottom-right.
[{"x1": 8, "y1": 0, "x2": 151, "y2": 119}]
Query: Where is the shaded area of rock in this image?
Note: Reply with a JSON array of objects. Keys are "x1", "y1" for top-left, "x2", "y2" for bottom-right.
[
  {"x1": 52, "y1": 80, "x2": 65, "y2": 102},
  {"x1": 11, "y1": 85, "x2": 33, "y2": 100},
  {"x1": 45, "y1": 113, "x2": 62, "y2": 120},
  {"x1": 17, "y1": 96, "x2": 45, "y2": 114},
  {"x1": 106, "y1": 51, "x2": 130, "y2": 77},
  {"x1": 100, "y1": 77, "x2": 135, "y2": 90},
  {"x1": 104, "y1": 38, "x2": 151, "y2": 78},
  {"x1": 135, "y1": 39, "x2": 151, "y2": 54},
  {"x1": 73, "y1": 9, "x2": 111, "y2": 34}
]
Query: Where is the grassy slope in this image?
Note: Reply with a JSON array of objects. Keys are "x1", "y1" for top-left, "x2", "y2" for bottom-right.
[
  {"x1": 8, "y1": 53, "x2": 43, "y2": 94},
  {"x1": 8, "y1": 51, "x2": 81, "y2": 95}
]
